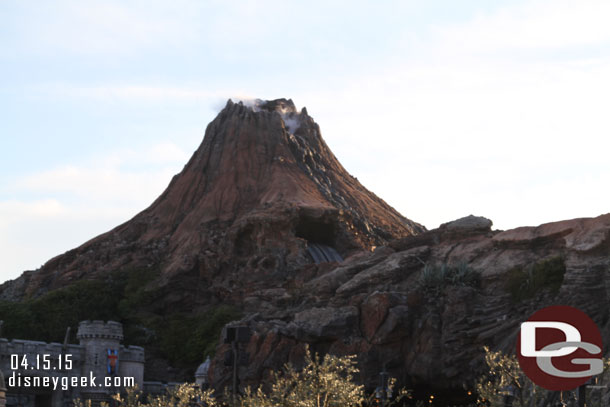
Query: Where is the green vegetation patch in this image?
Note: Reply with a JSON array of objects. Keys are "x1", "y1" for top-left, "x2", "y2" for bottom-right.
[
  {"x1": 0, "y1": 268, "x2": 241, "y2": 371},
  {"x1": 89, "y1": 346, "x2": 412, "y2": 407},
  {"x1": 0, "y1": 277, "x2": 127, "y2": 342},
  {"x1": 506, "y1": 256, "x2": 566, "y2": 302},
  {"x1": 418, "y1": 262, "x2": 481, "y2": 290},
  {"x1": 155, "y1": 306, "x2": 242, "y2": 367}
]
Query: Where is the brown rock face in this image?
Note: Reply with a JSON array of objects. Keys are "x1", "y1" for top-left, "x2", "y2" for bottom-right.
[
  {"x1": 209, "y1": 213, "x2": 610, "y2": 400},
  {"x1": 0, "y1": 98, "x2": 424, "y2": 306}
]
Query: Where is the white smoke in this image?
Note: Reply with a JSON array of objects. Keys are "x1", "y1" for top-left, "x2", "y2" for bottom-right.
[
  {"x1": 226, "y1": 97, "x2": 301, "y2": 134},
  {"x1": 237, "y1": 97, "x2": 264, "y2": 112},
  {"x1": 282, "y1": 115, "x2": 300, "y2": 134}
]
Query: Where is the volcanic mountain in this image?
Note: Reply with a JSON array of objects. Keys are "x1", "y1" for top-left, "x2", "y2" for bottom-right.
[
  {"x1": 3, "y1": 98, "x2": 610, "y2": 403},
  {"x1": 0, "y1": 98, "x2": 424, "y2": 308}
]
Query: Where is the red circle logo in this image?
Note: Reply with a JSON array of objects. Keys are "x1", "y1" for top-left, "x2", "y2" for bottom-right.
[{"x1": 517, "y1": 306, "x2": 603, "y2": 391}]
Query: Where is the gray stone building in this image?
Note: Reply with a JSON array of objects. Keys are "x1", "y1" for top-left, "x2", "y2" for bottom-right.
[
  {"x1": 0, "y1": 320, "x2": 144, "y2": 407},
  {"x1": 194, "y1": 357, "x2": 210, "y2": 389}
]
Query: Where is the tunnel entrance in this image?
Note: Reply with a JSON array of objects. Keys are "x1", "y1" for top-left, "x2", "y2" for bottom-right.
[
  {"x1": 295, "y1": 216, "x2": 335, "y2": 246},
  {"x1": 306, "y1": 243, "x2": 343, "y2": 264},
  {"x1": 295, "y1": 215, "x2": 343, "y2": 264}
]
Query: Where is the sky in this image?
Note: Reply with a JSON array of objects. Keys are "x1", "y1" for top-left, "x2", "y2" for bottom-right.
[{"x1": 1, "y1": 0, "x2": 609, "y2": 283}]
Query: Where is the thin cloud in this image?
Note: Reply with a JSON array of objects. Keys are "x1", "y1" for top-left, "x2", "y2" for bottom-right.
[
  {"x1": 4, "y1": 0, "x2": 199, "y2": 57},
  {"x1": 432, "y1": 0, "x2": 610, "y2": 53},
  {"x1": 14, "y1": 143, "x2": 188, "y2": 201},
  {"x1": 0, "y1": 199, "x2": 136, "y2": 280},
  {"x1": 0, "y1": 199, "x2": 66, "y2": 226},
  {"x1": 0, "y1": 142, "x2": 192, "y2": 280},
  {"x1": 295, "y1": 1, "x2": 610, "y2": 231},
  {"x1": 32, "y1": 83, "x2": 227, "y2": 104}
]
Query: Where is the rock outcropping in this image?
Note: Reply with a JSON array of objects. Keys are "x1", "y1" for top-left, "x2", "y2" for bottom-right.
[{"x1": 208, "y1": 213, "x2": 610, "y2": 399}]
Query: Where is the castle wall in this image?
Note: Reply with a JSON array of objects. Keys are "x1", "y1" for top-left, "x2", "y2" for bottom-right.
[
  {"x1": 0, "y1": 338, "x2": 86, "y2": 379},
  {"x1": 0, "y1": 320, "x2": 145, "y2": 407},
  {"x1": 0, "y1": 338, "x2": 86, "y2": 407},
  {"x1": 119, "y1": 346, "x2": 145, "y2": 388}
]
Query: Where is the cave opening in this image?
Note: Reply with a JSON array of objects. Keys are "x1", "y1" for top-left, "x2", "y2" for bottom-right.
[
  {"x1": 295, "y1": 216, "x2": 343, "y2": 264},
  {"x1": 295, "y1": 216, "x2": 335, "y2": 246}
]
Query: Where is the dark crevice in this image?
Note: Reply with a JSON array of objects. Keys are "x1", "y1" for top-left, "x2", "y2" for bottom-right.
[{"x1": 295, "y1": 215, "x2": 343, "y2": 264}]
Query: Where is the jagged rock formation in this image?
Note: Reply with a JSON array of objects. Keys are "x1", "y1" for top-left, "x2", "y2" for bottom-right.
[
  {"x1": 208, "y1": 213, "x2": 610, "y2": 400},
  {"x1": 0, "y1": 98, "x2": 423, "y2": 304}
]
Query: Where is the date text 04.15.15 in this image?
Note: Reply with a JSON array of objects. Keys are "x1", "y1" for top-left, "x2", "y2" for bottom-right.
[{"x1": 11, "y1": 354, "x2": 73, "y2": 371}]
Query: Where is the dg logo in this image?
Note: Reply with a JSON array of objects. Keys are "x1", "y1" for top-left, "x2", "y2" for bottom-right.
[{"x1": 517, "y1": 305, "x2": 604, "y2": 391}]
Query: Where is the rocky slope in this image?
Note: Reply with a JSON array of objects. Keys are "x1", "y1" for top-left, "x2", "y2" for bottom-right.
[{"x1": 208, "y1": 214, "x2": 610, "y2": 400}]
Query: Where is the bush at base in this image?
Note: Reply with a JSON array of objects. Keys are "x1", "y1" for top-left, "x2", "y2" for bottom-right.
[{"x1": 90, "y1": 346, "x2": 409, "y2": 407}]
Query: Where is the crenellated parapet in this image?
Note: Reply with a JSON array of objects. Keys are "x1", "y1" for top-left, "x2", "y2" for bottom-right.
[
  {"x1": 120, "y1": 345, "x2": 145, "y2": 363},
  {"x1": 76, "y1": 320, "x2": 123, "y2": 341}
]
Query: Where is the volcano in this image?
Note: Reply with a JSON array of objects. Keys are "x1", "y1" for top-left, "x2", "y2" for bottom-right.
[
  {"x1": 2, "y1": 99, "x2": 610, "y2": 402},
  {"x1": 0, "y1": 99, "x2": 423, "y2": 304}
]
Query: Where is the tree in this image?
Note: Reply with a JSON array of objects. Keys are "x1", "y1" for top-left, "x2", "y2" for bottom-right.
[
  {"x1": 235, "y1": 346, "x2": 366, "y2": 407},
  {"x1": 85, "y1": 346, "x2": 409, "y2": 407},
  {"x1": 476, "y1": 346, "x2": 610, "y2": 407}
]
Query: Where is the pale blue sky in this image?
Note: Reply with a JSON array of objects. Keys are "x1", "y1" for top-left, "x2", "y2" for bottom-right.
[{"x1": 1, "y1": 0, "x2": 609, "y2": 283}]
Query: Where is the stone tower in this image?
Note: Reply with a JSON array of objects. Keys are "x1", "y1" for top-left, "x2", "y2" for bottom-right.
[{"x1": 77, "y1": 321, "x2": 123, "y2": 401}]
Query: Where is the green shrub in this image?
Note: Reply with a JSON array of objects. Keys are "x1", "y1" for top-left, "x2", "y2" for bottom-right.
[
  {"x1": 111, "y1": 383, "x2": 216, "y2": 407},
  {"x1": 476, "y1": 346, "x2": 610, "y2": 406},
  {"x1": 155, "y1": 306, "x2": 242, "y2": 367},
  {"x1": 418, "y1": 262, "x2": 480, "y2": 290},
  {"x1": 0, "y1": 277, "x2": 126, "y2": 342},
  {"x1": 505, "y1": 256, "x2": 565, "y2": 302},
  {"x1": 117, "y1": 267, "x2": 163, "y2": 315},
  {"x1": 237, "y1": 347, "x2": 367, "y2": 407},
  {"x1": 476, "y1": 346, "x2": 540, "y2": 407},
  {"x1": 105, "y1": 347, "x2": 410, "y2": 407},
  {"x1": 0, "y1": 268, "x2": 240, "y2": 371}
]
